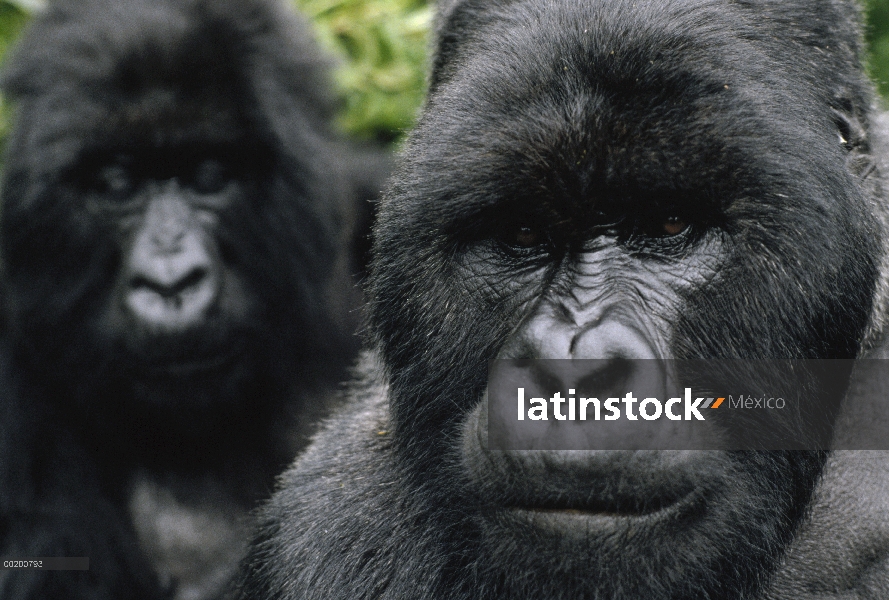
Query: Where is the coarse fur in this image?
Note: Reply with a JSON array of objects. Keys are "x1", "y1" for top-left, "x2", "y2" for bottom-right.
[
  {"x1": 238, "y1": 1, "x2": 889, "y2": 599},
  {"x1": 0, "y1": 0, "x2": 386, "y2": 599},
  {"x1": 759, "y1": 113, "x2": 889, "y2": 600}
]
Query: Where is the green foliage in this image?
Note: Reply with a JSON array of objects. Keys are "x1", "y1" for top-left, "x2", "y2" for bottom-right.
[
  {"x1": 0, "y1": 1, "x2": 29, "y2": 152},
  {"x1": 294, "y1": 0, "x2": 431, "y2": 142},
  {"x1": 0, "y1": 2, "x2": 28, "y2": 59},
  {"x1": 0, "y1": 0, "x2": 432, "y2": 146},
  {"x1": 2, "y1": 1, "x2": 889, "y2": 143},
  {"x1": 866, "y1": 0, "x2": 889, "y2": 101}
]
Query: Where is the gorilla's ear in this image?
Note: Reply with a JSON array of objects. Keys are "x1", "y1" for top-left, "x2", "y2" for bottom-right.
[{"x1": 831, "y1": 91, "x2": 870, "y2": 154}]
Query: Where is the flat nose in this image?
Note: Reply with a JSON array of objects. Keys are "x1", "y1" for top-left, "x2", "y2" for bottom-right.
[
  {"x1": 556, "y1": 357, "x2": 655, "y2": 397},
  {"x1": 126, "y1": 233, "x2": 218, "y2": 329},
  {"x1": 495, "y1": 355, "x2": 665, "y2": 413},
  {"x1": 491, "y1": 299, "x2": 683, "y2": 450},
  {"x1": 499, "y1": 301, "x2": 659, "y2": 362},
  {"x1": 124, "y1": 195, "x2": 219, "y2": 329},
  {"x1": 129, "y1": 260, "x2": 211, "y2": 303},
  {"x1": 129, "y1": 240, "x2": 211, "y2": 297}
]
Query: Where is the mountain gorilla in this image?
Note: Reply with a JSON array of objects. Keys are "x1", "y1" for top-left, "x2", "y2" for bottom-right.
[
  {"x1": 0, "y1": 0, "x2": 385, "y2": 598},
  {"x1": 237, "y1": 0, "x2": 889, "y2": 599}
]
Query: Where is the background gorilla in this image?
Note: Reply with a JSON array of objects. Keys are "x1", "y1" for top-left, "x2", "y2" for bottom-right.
[
  {"x1": 237, "y1": 0, "x2": 889, "y2": 599},
  {"x1": 0, "y1": 0, "x2": 386, "y2": 598}
]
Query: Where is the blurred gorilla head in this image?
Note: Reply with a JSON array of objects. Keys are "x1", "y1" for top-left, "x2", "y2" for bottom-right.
[
  {"x1": 0, "y1": 1, "x2": 383, "y2": 597},
  {"x1": 1, "y1": 0, "x2": 366, "y2": 436}
]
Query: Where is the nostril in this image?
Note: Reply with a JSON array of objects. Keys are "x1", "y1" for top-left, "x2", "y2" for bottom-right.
[
  {"x1": 124, "y1": 229, "x2": 219, "y2": 328},
  {"x1": 575, "y1": 358, "x2": 634, "y2": 398},
  {"x1": 525, "y1": 357, "x2": 636, "y2": 400},
  {"x1": 125, "y1": 262, "x2": 218, "y2": 329},
  {"x1": 129, "y1": 275, "x2": 165, "y2": 296}
]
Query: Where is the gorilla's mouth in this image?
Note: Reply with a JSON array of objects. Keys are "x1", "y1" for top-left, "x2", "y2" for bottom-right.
[
  {"x1": 508, "y1": 487, "x2": 695, "y2": 518},
  {"x1": 500, "y1": 501, "x2": 701, "y2": 546},
  {"x1": 462, "y1": 400, "x2": 709, "y2": 530},
  {"x1": 132, "y1": 336, "x2": 251, "y2": 377},
  {"x1": 497, "y1": 464, "x2": 701, "y2": 528},
  {"x1": 492, "y1": 478, "x2": 703, "y2": 538},
  {"x1": 142, "y1": 347, "x2": 245, "y2": 375}
]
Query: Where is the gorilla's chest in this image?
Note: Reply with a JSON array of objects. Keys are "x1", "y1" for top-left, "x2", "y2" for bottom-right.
[{"x1": 127, "y1": 473, "x2": 250, "y2": 600}]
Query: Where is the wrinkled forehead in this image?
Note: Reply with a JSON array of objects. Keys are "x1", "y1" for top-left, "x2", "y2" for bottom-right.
[
  {"x1": 420, "y1": 3, "x2": 849, "y2": 194},
  {"x1": 431, "y1": 0, "x2": 858, "y2": 105}
]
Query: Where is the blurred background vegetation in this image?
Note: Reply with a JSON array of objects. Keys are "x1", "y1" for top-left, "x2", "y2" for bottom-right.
[{"x1": 0, "y1": 0, "x2": 887, "y2": 144}]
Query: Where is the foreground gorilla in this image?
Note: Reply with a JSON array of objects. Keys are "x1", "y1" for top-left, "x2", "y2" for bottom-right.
[
  {"x1": 0, "y1": 0, "x2": 385, "y2": 598},
  {"x1": 238, "y1": 0, "x2": 889, "y2": 599}
]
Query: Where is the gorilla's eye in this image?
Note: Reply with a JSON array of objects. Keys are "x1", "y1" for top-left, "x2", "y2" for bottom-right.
[
  {"x1": 662, "y1": 216, "x2": 688, "y2": 236},
  {"x1": 496, "y1": 221, "x2": 549, "y2": 254},
  {"x1": 513, "y1": 225, "x2": 541, "y2": 247},
  {"x1": 193, "y1": 158, "x2": 230, "y2": 194},
  {"x1": 96, "y1": 164, "x2": 133, "y2": 199},
  {"x1": 626, "y1": 209, "x2": 694, "y2": 249},
  {"x1": 489, "y1": 219, "x2": 550, "y2": 259}
]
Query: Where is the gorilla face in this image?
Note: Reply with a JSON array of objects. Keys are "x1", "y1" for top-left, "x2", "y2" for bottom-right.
[
  {"x1": 0, "y1": 0, "x2": 377, "y2": 596},
  {"x1": 64, "y1": 38, "x2": 276, "y2": 369},
  {"x1": 76, "y1": 140, "x2": 266, "y2": 372},
  {"x1": 0, "y1": 0, "x2": 363, "y2": 440},
  {"x1": 367, "y1": 1, "x2": 878, "y2": 598}
]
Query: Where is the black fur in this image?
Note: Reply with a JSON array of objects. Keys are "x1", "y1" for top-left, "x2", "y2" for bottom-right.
[
  {"x1": 0, "y1": 0, "x2": 386, "y2": 598},
  {"x1": 237, "y1": 1, "x2": 889, "y2": 599}
]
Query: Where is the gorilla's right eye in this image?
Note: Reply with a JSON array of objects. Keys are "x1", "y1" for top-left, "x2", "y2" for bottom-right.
[
  {"x1": 481, "y1": 211, "x2": 560, "y2": 261},
  {"x1": 95, "y1": 164, "x2": 133, "y2": 199},
  {"x1": 496, "y1": 221, "x2": 550, "y2": 255},
  {"x1": 513, "y1": 225, "x2": 541, "y2": 247}
]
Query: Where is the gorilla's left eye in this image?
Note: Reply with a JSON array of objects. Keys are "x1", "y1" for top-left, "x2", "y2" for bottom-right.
[
  {"x1": 628, "y1": 210, "x2": 693, "y2": 247},
  {"x1": 193, "y1": 159, "x2": 230, "y2": 194},
  {"x1": 662, "y1": 216, "x2": 688, "y2": 236}
]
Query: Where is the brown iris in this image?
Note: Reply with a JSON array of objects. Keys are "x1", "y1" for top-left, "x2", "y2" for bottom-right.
[
  {"x1": 513, "y1": 225, "x2": 541, "y2": 247},
  {"x1": 662, "y1": 216, "x2": 687, "y2": 236}
]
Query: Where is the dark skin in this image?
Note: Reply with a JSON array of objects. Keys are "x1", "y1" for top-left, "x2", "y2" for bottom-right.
[{"x1": 237, "y1": 1, "x2": 885, "y2": 599}]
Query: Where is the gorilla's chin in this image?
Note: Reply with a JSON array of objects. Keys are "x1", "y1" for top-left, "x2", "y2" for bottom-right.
[
  {"x1": 460, "y1": 401, "x2": 823, "y2": 600},
  {"x1": 470, "y1": 453, "x2": 820, "y2": 600}
]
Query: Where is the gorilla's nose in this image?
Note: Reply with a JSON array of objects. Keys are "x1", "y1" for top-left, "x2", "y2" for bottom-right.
[
  {"x1": 499, "y1": 354, "x2": 665, "y2": 414},
  {"x1": 125, "y1": 230, "x2": 219, "y2": 329},
  {"x1": 550, "y1": 356, "x2": 652, "y2": 398}
]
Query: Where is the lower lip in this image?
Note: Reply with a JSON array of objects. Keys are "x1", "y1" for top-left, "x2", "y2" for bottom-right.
[
  {"x1": 507, "y1": 492, "x2": 697, "y2": 529},
  {"x1": 144, "y1": 348, "x2": 244, "y2": 375}
]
